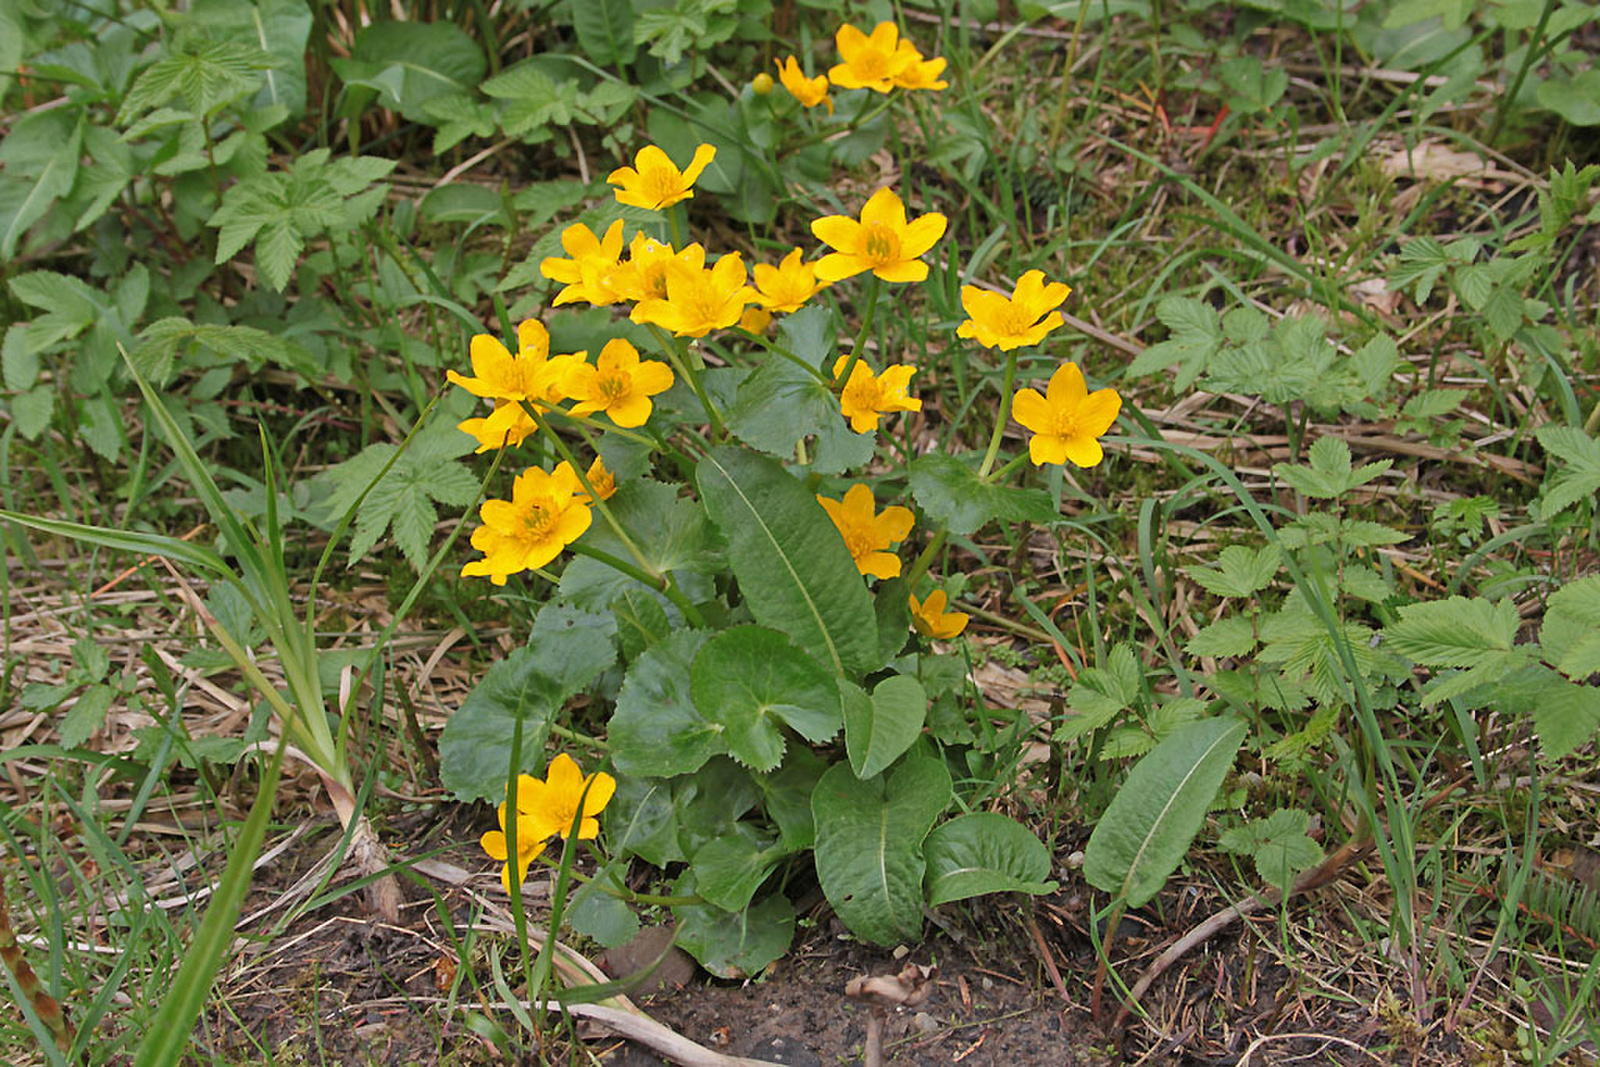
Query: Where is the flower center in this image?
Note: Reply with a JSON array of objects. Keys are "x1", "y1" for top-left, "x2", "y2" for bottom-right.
[
  {"x1": 861, "y1": 223, "x2": 901, "y2": 266},
  {"x1": 1053, "y1": 409, "x2": 1083, "y2": 440},
  {"x1": 1000, "y1": 306, "x2": 1035, "y2": 337},
  {"x1": 524, "y1": 501, "x2": 561, "y2": 539},
  {"x1": 597, "y1": 373, "x2": 631, "y2": 403},
  {"x1": 642, "y1": 263, "x2": 670, "y2": 299},
  {"x1": 854, "y1": 48, "x2": 891, "y2": 80},
  {"x1": 842, "y1": 375, "x2": 882, "y2": 413},
  {"x1": 840, "y1": 523, "x2": 877, "y2": 561},
  {"x1": 644, "y1": 168, "x2": 682, "y2": 204}
]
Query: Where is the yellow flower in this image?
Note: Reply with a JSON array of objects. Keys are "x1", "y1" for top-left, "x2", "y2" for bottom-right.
[
  {"x1": 541, "y1": 219, "x2": 626, "y2": 307},
  {"x1": 829, "y1": 22, "x2": 916, "y2": 93},
  {"x1": 457, "y1": 400, "x2": 540, "y2": 453},
  {"x1": 816, "y1": 483, "x2": 914, "y2": 580},
  {"x1": 480, "y1": 800, "x2": 550, "y2": 894},
  {"x1": 811, "y1": 188, "x2": 947, "y2": 284},
  {"x1": 448, "y1": 321, "x2": 563, "y2": 403},
  {"x1": 461, "y1": 462, "x2": 592, "y2": 584},
  {"x1": 834, "y1": 355, "x2": 920, "y2": 433},
  {"x1": 752, "y1": 247, "x2": 829, "y2": 312},
  {"x1": 909, "y1": 590, "x2": 969, "y2": 639},
  {"x1": 739, "y1": 306, "x2": 773, "y2": 333},
  {"x1": 562, "y1": 338, "x2": 675, "y2": 428},
  {"x1": 517, "y1": 753, "x2": 616, "y2": 841},
  {"x1": 890, "y1": 39, "x2": 948, "y2": 91},
  {"x1": 776, "y1": 56, "x2": 832, "y2": 112},
  {"x1": 607, "y1": 143, "x2": 717, "y2": 211},
  {"x1": 606, "y1": 234, "x2": 704, "y2": 304},
  {"x1": 956, "y1": 271, "x2": 1072, "y2": 351},
  {"x1": 1012, "y1": 362, "x2": 1122, "y2": 468},
  {"x1": 631, "y1": 252, "x2": 755, "y2": 338},
  {"x1": 583, "y1": 455, "x2": 617, "y2": 502}
]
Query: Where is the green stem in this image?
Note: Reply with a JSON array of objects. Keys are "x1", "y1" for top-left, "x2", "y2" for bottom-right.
[
  {"x1": 538, "y1": 428, "x2": 658, "y2": 580},
  {"x1": 1584, "y1": 394, "x2": 1600, "y2": 436},
  {"x1": 903, "y1": 529, "x2": 948, "y2": 594},
  {"x1": 741, "y1": 327, "x2": 831, "y2": 382},
  {"x1": 977, "y1": 350, "x2": 1019, "y2": 481},
  {"x1": 832, "y1": 275, "x2": 882, "y2": 391},
  {"x1": 548, "y1": 724, "x2": 607, "y2": 752},
  {"x1": 988, "y1": 452, "x2": 1031, "y2": 483},
  {"x1": 644, "y1": 325, "x2": 726, "y2": 439},
  {"x1": 1488, "y1": 0, "x2": 1558, "y2": 147},
  {"x1": 569, "y1": 543, "x2": 707, "y2": 628},
  {"x1": 547, "y1": 865, "x2": 703, "y2": 908},
  {"x1": 666, "y1": 203, "x2": 686, "y2": 250}
]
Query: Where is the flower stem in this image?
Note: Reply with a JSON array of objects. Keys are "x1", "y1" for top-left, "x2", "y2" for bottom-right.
[
  {"x1": 903, "y1": 529, "x2": 948, "y2": 594},
  {"x1": 742, "y1": 327, "x2": 830, "y2": 382},
  {"x1": 645, "y1": 324, "x2": 726, "y2": 439},
  {"x1": 570, "y1": 542, "x2": 707, "y2": 628},
  {"x1": 832, "y1": 275, "x2": 882, "y2": 392},
  {"x1": 978, "y1": 350, "x2": 1018, "y2": 482},
  {"x1": 988, "y1": 451, "x2": 1031, "y2": 483}
]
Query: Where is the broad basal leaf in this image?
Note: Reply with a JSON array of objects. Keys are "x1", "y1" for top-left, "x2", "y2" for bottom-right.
[
  {"x1": 923, "y1": 813, "x2": 1057, "y2": 906},
  {"x1": 843, "y1": 674, "x2": 926, "y2": 780},
  {"x1": 812, "y1": 756, "x2": 951, "y2": 945},
  {"x1": 690, "y1": 625, "x2": 841, "y2": 772},
  {"x1": 609, "y1": 629, "x2": 724, "y2": 778}
]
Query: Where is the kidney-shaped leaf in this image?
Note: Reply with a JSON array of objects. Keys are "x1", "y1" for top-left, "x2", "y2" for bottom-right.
[
  {"x1": 923, "y1": 812, "x2": 1058, "y2": 906},
  {"x1": 1083, "y1": 716, "x2": 1245, "y2": 907},
  {"x1": 609, "y1": 629, "x2": 724, "y2": 778},
  {"x1": 691, "y1": 625, "x2": 841, "y2": 772}
]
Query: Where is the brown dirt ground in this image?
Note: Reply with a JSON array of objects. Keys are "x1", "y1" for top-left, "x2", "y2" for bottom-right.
[{"x1": 190, "y1": 800, "x2": 1538, "y2": 1067}]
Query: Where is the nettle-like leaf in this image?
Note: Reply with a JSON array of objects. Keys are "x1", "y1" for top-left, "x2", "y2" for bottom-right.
[
  {"x1": 1084, "y1": 716, "x2": 1245, "y2": 907},
  {"x1": 1488, "y1": 664, "x2": 1600, "y2": 760},
  {"x1": 1127, "y1": 296, "x2": 1223, "y2": 389},
  {"x1": 634, "y1": 0, "x2": 740, "y2": 66},
  {"x1": 923, "y1": 813, "x2": 1057, "y2": 906},
  {"x1": 207, "y1": 149, "x2": 396, "y2": 290},
  {"x1": 1275, "y1": 436, "x2": 1392, "y2": 499},
  {"x1": 117, "y1": 37, "x2": 276, "y2": 124},
  {"x1": 1055, "y1": 642, "x2": 1143, "y2": 740},
  {"x1": 132, "y1": 317, "x2": 317, "y2": 384},
  {"x1": 1540, "y1": 576, "x2": 1600, "y2": 681},
  {"x1": 1187, "y1": 614, "x2": 1260, "y2": 659},
  {"x1": 1389, "y1": 235, "x2": 1481, "y2": 305},
  {"x1": 1218, "y1": 808, "x2": 1324, "y2": 893},
  {"x1": 1187, "y1": 544, "x2": 1281, "y2": 599},
  {"x1": 1383, "y1": 595, "x2": 1532, "y2": 706},
  {"x1": 690, "y1": 626, "x2": 841, "y2": 772},
  {"x1": 1534, "y1": 426, "x2": 1600, "y2": 518},
  {"x1": 306, "y1": 415, "x2": 477, "y2": 572},
  {"x1": 0, "y1": 110, "x2": 82, "y2": 261},
  {"x1": 811, "y1": 756, "x2": 951, "y2": 945}
]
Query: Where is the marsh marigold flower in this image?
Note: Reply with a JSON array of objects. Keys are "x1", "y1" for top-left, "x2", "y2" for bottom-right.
[
  {"x1": 891, "y1": 39, "x2": 948, "y2": 91},
  {"x1": 562, "y1": 338, "x2": 675, "y2": 428},
  {"x1": 631, "y1": 253, "x2": 755, "y2": 338},
  {"x1": 909, "y1": 590, "x2": 969, "y2": 639},
  {"x1": 776, "y1": 56, "x2": 832, "y2": 112},
  {"x1": 830, "y1": 22, "x2": 916, "y2": 93},
  {"x1": 582, "y1": 455, "x2": 617, "y2": 502},
  {"x1": 753, "y1": 247, "x2": 829, "y2": 312},
  {"x1": 834, "y1": 355, "x2": 920, "y2": 433},
  {"x1": 608, "y1": 144, "x2": 716, "y2": 211},
  {"x1": 1013, "y1": 362, "x2": 1122, "y2": 468},
  {"x1": 480, "y1": 801, "x2": 550, "y2": 894},
  {"x1": 957, "y1": 271, "x2": 1071, "y2": 351},
  {"x1": 812, "y1": 188, "x2": 947, "y2": 284},
  {"x1": 606, "y1": 234, "x2": 704, "y2": 304},
  {"x1": 458, "y1": 400, "x2": 540, "y2": 453},
  {"x1": 461, "y1": 462, "x2": 592, "y2": 584},
  {"x1": 817, "y1": 483, "x2": 914, "y2": 579},
  {"x1": 541, "y1": 219, "x2": 626, "y2": 307},
  {"x1": 479, "y1": 754, "x2": 616, "y2": 893}
]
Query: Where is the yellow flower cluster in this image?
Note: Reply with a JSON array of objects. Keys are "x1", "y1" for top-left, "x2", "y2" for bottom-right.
[
  {"x1": 770, "y1": 22, "x2": 948, "y2": 113},
  {"x1": 480, "y1": 754, "x2": 616, "y2": 893}
]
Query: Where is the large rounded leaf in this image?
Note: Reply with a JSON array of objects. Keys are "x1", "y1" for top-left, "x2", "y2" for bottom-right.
[
  {"x1": 1083, "y1": 716, "x2": 1245, "y2": 907},
  {"x1": 696, "y1": 447, "x2": 877, "y2": 675},
  {"x1": 691, "y1": 625, "x2": 841, "y2": 772},
  {"x1": 812, "y1": 757, "x2": 951, "y2": 945},
  {"x1": 609, "y1": 630, "x2": 723, "y2": 778}
]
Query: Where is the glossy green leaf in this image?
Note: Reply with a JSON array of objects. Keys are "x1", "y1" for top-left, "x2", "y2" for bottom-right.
[
  {"x1": 812, "y1": 757, "x2": 951, "y2": 944},
  {"x1": 907, "y1": 453, "x2": 1060, "y2": 536},
  {"x1": 691, "y1": 625, "x2": 841, "y2": 772},
  {"x1": 844, "y1": 674, "x2": 926, "y2": 780},
  {"x1": 1083, "y1": 716, "x2": 1245, "y2": 907},
  {"x1": 609, "y1": 629, "x2": 724, "y2": 778},
  {"x1": 671, "y1": 877, "x2": 794, "y2": 980},
  {"x1": 691, "y1": 835, "x2": 783, "y2": 913},
  {"x1": 696, "y1": 446, "x2": 877, "y2": 675},
  {"x1": 923, "y1": 813, "x2": 1057, "y2": 906}
]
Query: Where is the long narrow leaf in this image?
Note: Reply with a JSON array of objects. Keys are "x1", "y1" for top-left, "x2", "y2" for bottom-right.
[
  {"x1": 133, "y1": 739, "x2": 286, "y2": 1067},
  {"x1": 0, "y1": 510, "x2": 233, "y2": 581}
]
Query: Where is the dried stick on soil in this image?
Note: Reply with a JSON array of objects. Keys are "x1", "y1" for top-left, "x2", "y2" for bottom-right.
[{"x1": 527, "y1": 1001, "x2": 785, "y2": 1067}]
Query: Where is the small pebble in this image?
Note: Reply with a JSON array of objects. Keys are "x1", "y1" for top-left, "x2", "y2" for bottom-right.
[
  {"x1": 892, "y1": 944, "x2": 910, "y2": 959},
  {"x1": 913, "y1": 1012, "x2": 939, "y2": 1035},
  {"x1": 981, "y1": 977, "x2": 994, "y2": 991}
]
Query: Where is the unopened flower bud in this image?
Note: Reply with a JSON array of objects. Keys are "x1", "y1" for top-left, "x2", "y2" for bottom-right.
[{"x1": 751, "y1": 72, "x2": 775, "y2": 95}]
